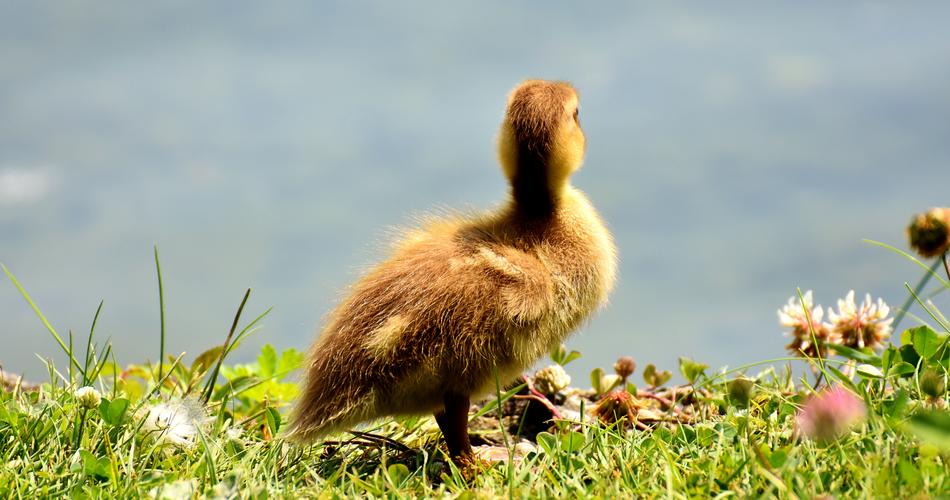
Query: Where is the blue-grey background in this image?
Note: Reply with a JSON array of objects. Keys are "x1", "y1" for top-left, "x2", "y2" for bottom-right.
[{"x1": 2, "y1": 3, "x2": 948, "y2": 381}]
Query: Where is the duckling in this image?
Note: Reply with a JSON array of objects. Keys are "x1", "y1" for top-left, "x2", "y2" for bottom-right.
[{"x1": 288, "y1": 79, "x2": 617, "y2": 463}]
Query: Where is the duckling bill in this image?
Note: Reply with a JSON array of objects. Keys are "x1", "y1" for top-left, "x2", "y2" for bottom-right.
[{"x1": 288, "y1": 79, "x2": 617, "y2": 463}]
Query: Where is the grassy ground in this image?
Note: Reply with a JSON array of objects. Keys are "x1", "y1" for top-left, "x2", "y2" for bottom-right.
[
  {"x1": 1, "y1": 353, "x2": 948, "y2": 498},
  {"x1": 2, "y1": 246, "x2": 950, "y2": 498}
]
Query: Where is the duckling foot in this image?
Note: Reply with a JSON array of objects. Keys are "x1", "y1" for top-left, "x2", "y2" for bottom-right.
[
  {"x1": 456, "y1": 453, "x2": 494, "y2": 481},
  {"x1": 434, "y1": 391, "x2": 475, "y2": 465}
]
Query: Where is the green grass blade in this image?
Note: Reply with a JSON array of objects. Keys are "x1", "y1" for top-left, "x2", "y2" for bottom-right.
[
  {"x1": 83, "y1": 301, "x2": 104, "y2": 386},
  {"x1": 905, "y1": 283, "x2": 950, "y2": 332},
  {"x1": 797, "y1": 287, "x2": 832, "y2": 389},
  {"x1": 698, "y1": 357, "x2": 848, "y2": 389},
  {"x1": 223, "y1": 306, "x2": 273, "y2": 358},
  {"x1": 472, "y1": 382, "x2": 526, "y2": 419},
  {"x1": 202, "y1": 288, "x2": 252, "y2": 403},
  {"x1": 491, "y1": 363, "x2": 513, "y2": 487},
  {"x1": 193, "y1": 424, "x2": 218, "y2": 485},
  {"x1": 140, "y1": 352, "x2": 187, "y2": 404},
  {"x1": 864, "y1": 240, "x2": 950, "y2": 289},
  {"x1": 68, "y1": 330, "x2": 75, "y2": 385},
  {"x1": 95, "y1": 344, "x2": 113, "y2": 386},
  {"x1": 2, "y1": 263, "x2": 85, "y2": 375},
  {"x1": 893, "y1": 260, "x2": 940, "y2": 331},
  {"x1": 154, "y1": 246, "x2": 166, "y2": 380}
]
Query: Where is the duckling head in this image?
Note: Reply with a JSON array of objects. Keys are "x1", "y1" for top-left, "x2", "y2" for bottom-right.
[{"x1": 497, "y1": 79, "x2": 585, "y2": 215}]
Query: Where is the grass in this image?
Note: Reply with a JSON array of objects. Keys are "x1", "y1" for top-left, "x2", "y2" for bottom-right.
[{"x1": 2, "y1": 246, "x2": 950, "y2": 498}]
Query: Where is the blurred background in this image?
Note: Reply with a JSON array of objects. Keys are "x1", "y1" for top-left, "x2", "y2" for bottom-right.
[{"x1": 1, "y1": 2, "x2": 948, "y2": 381}]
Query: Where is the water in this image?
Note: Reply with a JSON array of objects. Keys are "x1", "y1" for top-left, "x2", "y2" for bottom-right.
[{"x1": 2, "y1": 2, "x2": 949, "y2": 383}]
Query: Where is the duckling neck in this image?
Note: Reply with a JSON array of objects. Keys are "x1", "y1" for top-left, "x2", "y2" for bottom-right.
[{"x1": 510, "y1": 155, "x2": 563, "y2": 219}]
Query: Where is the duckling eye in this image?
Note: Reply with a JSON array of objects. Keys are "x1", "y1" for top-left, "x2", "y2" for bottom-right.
[{"x1": 572, "y1": 107, "x2": 579, "y2": 123}]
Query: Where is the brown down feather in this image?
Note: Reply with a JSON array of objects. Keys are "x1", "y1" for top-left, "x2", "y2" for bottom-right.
[{"x1": 287, "y1": 79, "x2": 617, "y2": 443}]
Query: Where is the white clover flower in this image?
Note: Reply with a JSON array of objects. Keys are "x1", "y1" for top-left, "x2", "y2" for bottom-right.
[
  {"x1": 777, "y1": 291, "x2": 836, "y2": 358},
  {"x1": 778, "y1": 291, "x2": 823, "y2": 330},
  {"x1": 826, "y1": 290, "x2": 893, "y2": 350},
  {"x1": 226, "y1": 427, "x2": 244, "y2": 441},
  {"x1": 208, "y1": 479, "x2": 240, "y2": 500},
  {"x1": 74, "y1": 386, "x2": 102, "y2": 410},
  {"x1": 139, "y1": 398, "x2": 210, "y2": 448},
  {"x1": 148, "y1": 478, "x2": 198, "y2": 500},
  {"x1": 533, "y1": 365, "x2": 571, "y2": 395}
]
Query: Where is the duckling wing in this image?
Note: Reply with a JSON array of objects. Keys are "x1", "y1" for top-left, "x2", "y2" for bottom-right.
[
  {"x1": 454, "y1": 243, "x2": 556, "y2": 324},
  {"x1": 339, "y1": 230, "x2": 557, "y2": 367}
]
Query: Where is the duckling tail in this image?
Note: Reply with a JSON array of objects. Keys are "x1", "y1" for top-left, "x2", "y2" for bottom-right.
[{"x1": 284, "y1": 366, "x2": 373, "y2": 443}]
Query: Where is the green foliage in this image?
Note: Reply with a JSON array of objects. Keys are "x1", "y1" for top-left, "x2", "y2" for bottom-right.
[
  {"x1": 907, "y1": 325, "x2": 947, "y2": 360},
  {"x1": 831, "y1": 344, "x2": 879, "y2": 365},
  {"x1": 72, "y1": 450, "x2": 113, "y2": 481},
  {"x1": 642, "y1": 363, "x2": 672, "y2": 387},
  {"x1": 535, "y1": 429, "x2": 588, "y2": 471},
  {"x1": 219, "y1": 343, "x2": 303, "y2": 409},
  {"x1": 856, "y1": 364, "x2": 884, "y2": 379},
  {"x1": 589, "y1": 367, "x2": 621, "y2": 396},
  {"x1": 678, "y1": 357, "x2": 708, "y2": 384},
  {"x1": 1, "y1": 339, "x2": 949, "y2": 497},
  {"x1": 98, "y1": 398, "x2": 130, "y2": 427},
  {"x1": 550, "y1": 343, "x2": 582, "y2": 366},
  {"x1": 906, "y1": 410, "x2": 950, "y2": 451},
  {"x1": 264, "y1": 407, "x2": 281, "y2": 435},
  {"x1": 3, "y1": 240, "x2": 950, "y2": 496},
  {"x1": 726, "y1": 378, "x2": 754, "y2": 408}
]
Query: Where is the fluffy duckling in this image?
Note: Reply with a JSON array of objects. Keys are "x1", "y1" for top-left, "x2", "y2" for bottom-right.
[{"x1": 288, "y1": 79, "x2": 617, "y2": 462}]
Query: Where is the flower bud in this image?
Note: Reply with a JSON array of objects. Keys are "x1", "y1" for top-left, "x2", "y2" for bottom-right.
[
  {"x1": 533, "y1": 365, "x2": 571, "y2": 395},
  {"x1": 907, "y1": 208, "x2": 950, "y2": 258},
  {"x1": 920, "y1": 369, "x2": 946, "y2": 401},
  {"x1": 613, "y1": 356, "x2": 636, "y2": 381},
  {"x1": 593, "y1": 390, "x2": 639, "y2": 427},
  {"x1": 74, "y1": 386, "x2": 102, "y2": 410},
  {"x1": 795, "y1": 386, "x2": 865, "y2": 442}
]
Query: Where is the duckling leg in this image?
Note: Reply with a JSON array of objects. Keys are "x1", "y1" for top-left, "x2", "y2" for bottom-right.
[{"x1": 434, "y1": 392, "x2": 473, "y2": 461}]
